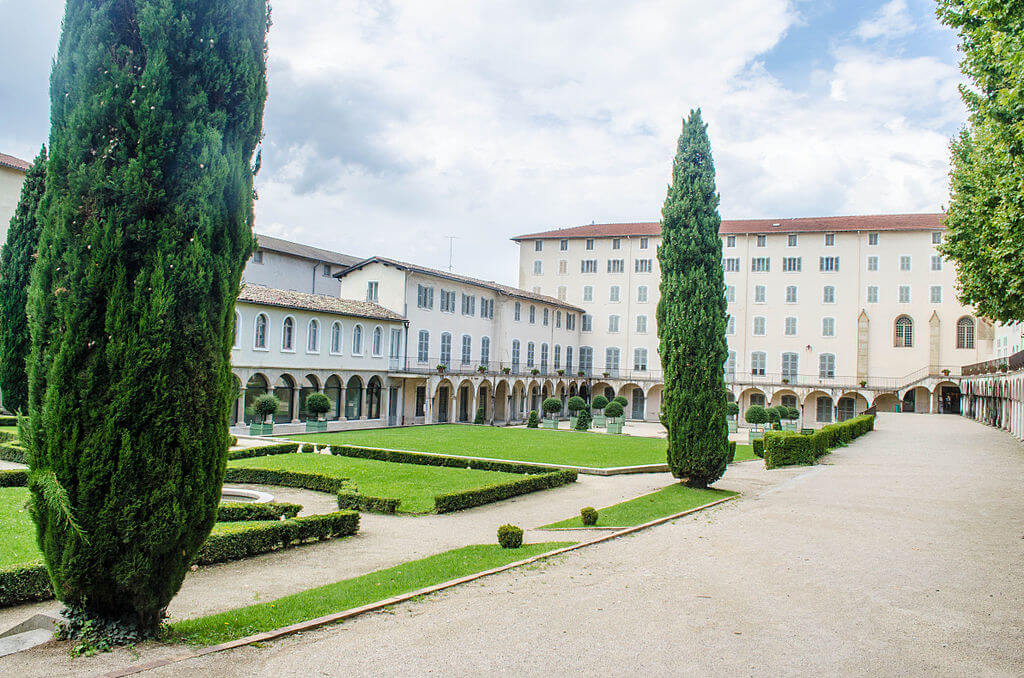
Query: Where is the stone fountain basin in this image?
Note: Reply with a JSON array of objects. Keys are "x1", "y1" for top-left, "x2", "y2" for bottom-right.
[{"x1": 221, "y1": 487, "x2": 274, "y2": 504}]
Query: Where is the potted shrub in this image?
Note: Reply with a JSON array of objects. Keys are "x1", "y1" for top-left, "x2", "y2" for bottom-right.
[
  {"x1": 859, "y1": 380, "x2": 867, "y2": 388},
  {"x1": 611, "y1": 395, "x2": 629, "y2": 424},
  {"x1": 531, "y1": 368, "x2": 540, "y2": 376},
  {"x1": 574, "y1": 408, "x2": 592, "y2": 431},
  {"x1": 304, "y1": 393, "x2": 331, "y2": 432},
  {"x1": 781, "y1": 377, "x2": 790, "y2": 385},
  {"x1": 744, "y1": 404, "x2": 767, "y2": 443},
  {"x1": 591, "y1": 395, "x2": 609, "y2": 427},
  {"x1": 767, "y1": 406, "x2": 782, "y2": 431},
  {"x1": 502, "y1": 367, "x2": 511, "y2": 375},
  {"x1": 557, "y1": 369, "x2": 565, "y2": 376},
  {"x1": 541, "y1": 397, "x2": 563, "y2": 429},
  {"x1": 567, "y1": 396, "x2": 587, "y2": 429},
  {"x1": 785, "y1": 406, "x2": 800, "y2": 430},
  {"x1": 526, "y1": 409, "x2": 540, "y2": 428},
  {"x1": 726, "y1": 401, "x2": 740, "y2": 432},
  {"x1": 436, "y1": 364, "x2": 447, "y2": 374},
  {"x1": 250, "y1": 393, "x2": 280, "y2": 435},
  {"x1": 577, "y1": 370, "x2": 585, "y2": 377},
  {"x1": 602, "y1": 371, "x2": 610, "y2": 378},
  {"x1": 477, "y1": 365, "x2": 487, "y2": 374},
  {"x1": 474, "y1": 407, "x2": 485, "y2": 425},
  {"x1": 999, "y1": 363, "x2": 1008, "y2": 373},
  {"x1": 941, "y1": 368, "x2": 950, "y2": 376},
  {"x1": 604, "y1": 401, "x2": 625, "y2": 434}
]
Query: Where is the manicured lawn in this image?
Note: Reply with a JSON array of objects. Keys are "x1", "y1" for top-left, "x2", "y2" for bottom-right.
[
  {"x1": 733, "y1": 443, "x2": 756, "y2": 462},
  {"x1": 0, "y1": 487, "x2": 38, "y2": 568},
  {"x1": 542, "y1": 483, "x2": 737, "y2": 529},
  {"x1": 229, "y1": 453, "x2": 523, "y2": 513},
  {"x1": 0, "y1": 426, "x2": 19, "y2": 437},
  {"x1": 168, "y1": 542, "x2": 575, "y2": 645}
]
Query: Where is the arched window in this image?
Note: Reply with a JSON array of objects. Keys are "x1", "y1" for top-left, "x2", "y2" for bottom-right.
[
  {"x1": 254, "y1": 313, "x2": 268, "y2": 349},
  {"x1": 417, "y1": 329, "x2": 430, "y2": 363},
  {"x1": 894, "y1": 315, "x2": 913, "y2": 347},
  {"x1": 352, "y1": 324, "x2": 363, "y2": 354},
  {"x1": 330, "y1": 322, "x2": 343, "y2": 354},
  {"x1": 307, "y1": 319, "x2": 320, "y2": 353},
  {"x1": 367, "y1": 377, "x2": 382, "y2": 419},
  {"x1": 345, "y1": 376, "x2": 363, "y2": 419},
  {"x1": 282, "y1": 316, "x2": 295, "y2": 351},
  {"x1": 440, "y1": 332, "x2": 452, "y2": 366},
  {"x1": 480, "y1": 336, "x2": 490, "y2": 368},
  {"x1": 372, "y1": 326, "x2": 383, "y2": 356},
  {"x1": 956, "y1": 316, "x2": 975, "y2": 349}
]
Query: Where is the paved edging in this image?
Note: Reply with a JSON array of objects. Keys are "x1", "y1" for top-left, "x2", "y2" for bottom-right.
[{"x1": 96, "y1": 494, "x2": 738, "y2": 677}]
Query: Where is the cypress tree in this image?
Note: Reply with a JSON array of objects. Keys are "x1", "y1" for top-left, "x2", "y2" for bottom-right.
[
  {"x1": 27, "y1": 0, "x2": 268, "y2": 632},
  {"x1": 0, "y1": 146, "x2": 46, "y2": 414},
  {"x1": 656, "y1": 109, "x2": 729, "y2": 488}
]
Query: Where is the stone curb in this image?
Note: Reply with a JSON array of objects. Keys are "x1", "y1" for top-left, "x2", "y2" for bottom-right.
[{"x1": 95, "y1": 493, "x2": 737, "y2": 678}]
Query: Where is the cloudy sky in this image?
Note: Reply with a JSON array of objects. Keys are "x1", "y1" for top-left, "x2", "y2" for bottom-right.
[{"x1": 1, "y1": 0, "x2": 964, "y2": 284}]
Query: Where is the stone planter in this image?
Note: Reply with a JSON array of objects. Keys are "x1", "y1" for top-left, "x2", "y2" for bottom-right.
[
  {"x1": 249, "y1": 422, "x2": 273, "y2": 436},
  {"x1": 305, "y1": 419, "x2": 327, "y2": 432},
  {"x1": 748, "y1": 429, "x2": 765, "y2": 444},
  {"x1": 782, "y1": 421, "x2": 798, "y2": 431},
  {"x1": 728, "y1": 419, "x2": 738, "y2": 433},
  {"x1": 593, "y1": 414, "x2": 606, "y2": 427},
  {"x1": 542, "y1": 419, "x2": 558, "y2": 430},
  {"x1": 569, "y1": 415, "x2": 579, "y2": 429},
  {"x1": 606, "y1": 420, "x2": 623, "y2": 434}
]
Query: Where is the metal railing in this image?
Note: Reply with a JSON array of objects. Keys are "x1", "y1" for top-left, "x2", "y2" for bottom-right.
[{"x1": 962, "y1": 349, "x2": 1024, "y2": 376}]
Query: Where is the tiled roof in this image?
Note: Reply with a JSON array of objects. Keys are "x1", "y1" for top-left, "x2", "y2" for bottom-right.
[
  {"x1": 336, "y1": 256, "x2": 586, "y2": 313},
  {"x1": 237, "y1": 284, "x2": 404, "y2": 322},
  {"x1": 0, "y1": 153, "x2": 30, "y2": 172},
  {"x1": 512, "y1": 213, "x2": 947, "y2": 240},
  {"x1": 255, "y1": 233, "x2": 362, "y2": 268}
]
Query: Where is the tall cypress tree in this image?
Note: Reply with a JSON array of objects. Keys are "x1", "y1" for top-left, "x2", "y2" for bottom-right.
[
  {"x1": 0, "y1": 146, "x2": 46, "y2": 414},
  {"x1": 656, "y1": 109, "x2": 729, "y2": 488},
  {"x1": 27, "y1": 0, "x2": 268, "y2": 632}
]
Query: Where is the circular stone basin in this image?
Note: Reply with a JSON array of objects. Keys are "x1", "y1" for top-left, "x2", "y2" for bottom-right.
[{"x1": 221, "y1": 487, "x2": 274, "y2": 504}]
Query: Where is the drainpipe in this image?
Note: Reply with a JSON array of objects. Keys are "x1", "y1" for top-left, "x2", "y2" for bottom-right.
[{"x1": 311, "y1": 262, "x2": 320, "y2": 295}]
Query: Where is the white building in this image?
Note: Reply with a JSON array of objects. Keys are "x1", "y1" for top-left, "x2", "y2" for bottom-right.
[
  {"x1": 242, "y1": 234, "x2": 363, "y2": 296},
  {"x1": 0, "y1": 152, "x2": 30, "y2": 245}
]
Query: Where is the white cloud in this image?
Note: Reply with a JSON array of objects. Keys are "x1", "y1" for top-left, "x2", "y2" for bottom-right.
[{"x1": 855, "y1": 0, "x2": 915, "y2": 41}]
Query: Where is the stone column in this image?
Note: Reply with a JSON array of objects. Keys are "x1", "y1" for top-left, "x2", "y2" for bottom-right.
[
  {"x1": 235, "y1": 388, "x2": 246, "y2": 427},
  {"x1": 359, "y1": 388, "x2": 368, "y2": 420},
  {"x1": 291, "y1": 388, "x2": 301, "y2": 424}
]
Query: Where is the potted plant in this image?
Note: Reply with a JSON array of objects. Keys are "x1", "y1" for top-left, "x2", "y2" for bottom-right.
[
  {"x1": 604, "y1": 401, "x2": 624, "y2": 434},
  {"x1": 474, "y1": 407, "x2": 485, "y2": 424},
  {"x1": 574, "y1": 408, "x2": 592, "y2": 431},
  {"x1": 477, "y1": 365, "x2": 487, "y2": 374},
  {"x1": 602, "y1": 371, "x2": 610, "y2": 378},
  {"x1": 249, "y1": 393, "x2": 280, "y2": 435},
  {"x1": 436, "y1": 364, "x2": 447, "y2": 374},
  {"x1": 304, "y1": 393, "x2": 332, "y2": 432},
  {"x1": 557, "y1": 369, "x2": 565, "y2": 376},
  {"x1": 767, "y1": 406, "x2": 782, "y2": 431},
  {"x1": 531, "y1": 368, "x2": 540, "y2": 376},
  {"x1": 999, "y1": 363, "x2": 1008, "y2": 373},
  {"x1": 726, "y1": 401, "x2": 740, "y2": 432},
  {"x1": 577, "y1": 370, "x2": 585, "y2": 377},
  {"x1": 941, "y1": 368, "x2": 950, "y2": 376},
  {"x1": 502, "y1": 367, "x2": 511, "y2": 375},
  {"x1": 526, "y1": 409, "x2": 540, "y2": 428},
  {"x1": 611, "y1": 395, "x2": 629, "y2": 424},
  {"x1": 744, "y1": 404, "x2": 767, "y2": 443},
  {"x1": 859, "y1": 380, "x2": 868, "y2": 388},
  {"x1": 541, "y1": 397, "x2": 563, "y2": 429},
  {"x1": 591, "y1": 395, "x2": 609, "y2": 427},
  {"x1": 781, "y1": 377, "x2": 790, "y2": 385},
  {"x1": 567, "y1": 396, "x2": 587, "y2": 429}
]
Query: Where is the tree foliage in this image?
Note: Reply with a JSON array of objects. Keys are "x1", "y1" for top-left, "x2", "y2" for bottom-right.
[
  {"x1": 937, "y1": 0, "x2": 1024, "y2": 322},
  {"x1": 0, "y1": 146, "x2": 46, "y2": 414},
  {"x1": 657, "y1": 109, "x2": 730, "y2": 488},
  {"x1": 27, "y1": 0, "x2": 269, "y2": 632}
]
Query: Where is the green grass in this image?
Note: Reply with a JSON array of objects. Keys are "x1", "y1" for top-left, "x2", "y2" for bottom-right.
[
  {"x1": 732, "y1": 443, "x2": 756, "y2": 462},
  {"x1": 542, "y1": 483, "x2": 737, "y2": 529},
  {"x1": 229, "y1": 453, "x2": 523, "y2": 513},
  {"x1": 0, "y1": 487, "x2": 38, "y2": 568},
  {"x1": 168, "y1": 542, "x2": 574, "y2": 645},
  {"x1": 0, "y1": 426, "x2": 19, "y2": 436}
]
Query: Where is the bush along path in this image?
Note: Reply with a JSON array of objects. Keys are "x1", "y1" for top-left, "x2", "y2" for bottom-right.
[{"x1": 752, "y1": 414, "x2": 875, "y2": 468}]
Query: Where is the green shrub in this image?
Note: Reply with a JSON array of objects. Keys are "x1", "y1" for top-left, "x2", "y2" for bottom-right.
[
  {"x1": 226, "y1": 442, "x2": 300, "y2": 461},
  {"x1": 0, "y1": 415, "x2": 17, "y2": 426},
  {"x1": 604, "y1": 401, "x2": 624, "y2": 418},
  {"x1": 329, "y1": 445, "x2": 552, "y2": 474},
  {"x1": 0, "y1": 565, "x2": 52, "y2": 607},
  {"x1": 434, "y1": 470, "x2": 577, "y2": 513},
  {"x1": 591, "y1": 395, "x2": 609, "y2": 410},
  {"x1": 786, "y1": 406, "x2": 799, "y2": 420},
  {"x1": 764, "y1": 431, "x2": 815, "y2": 469},
  {"x1": 612, "y1": 396, "x2": 628, "y2": 408},
  {"x1": 745, "y1": 405, "x2": 768, "y2": 428},
  {"x1": 542, "y1": 397, "x2": 563, "y2": 416},
  {"x1": 0, "y1": 469, "x2": 27, "y2": 487},
  {"x1": 0, "y1": 442, "x2": 26, "y2": 465},
  {"x1": 194, "y1": 511, "x2": 359, "y2": 566},
  {"x1": 301, "y1": 443, "x2": 315, "y2": 453},
  {"x1": 726, "y1": 402, "x2": 740, "y2": 417},
  {"x1": 336, "y1": 491, "x2": 400, "y2": 514},
  {"x1": 526, "y1": 410, "x2": 540, "y2": 428},
  {"x1": 497, "y1": 524, "x2": 523, "y2": 549},
  {"x1": 305, "y1": 393, "x2": 332, "y2": 419},
  {"x1": 0, "y1": 431, "x2": 17, "y2": 444},
  {"x1": 574, "y1": 410, "x2": 592, "y2": 431},
  {"x1": 253, "y1": 394, "x2": 281, "y2": 422},
  {"x1": 217, "y1": 502, "x2": 302, "y2": 522},
  {"x1": 473, "y1": 407, "x2": 485, "y2": 425},
  {"x1": 228, "y1": 435, "x2": 238, "y2": 447},
  {"x1": 580, "y1": 506, "x2": 598, "y2": 526},
  {"x1": 753, "y1": 438, "x2": 765, "y2": 458},
  {"x1": 727, "y1": 441, "x2": 737, "y2": 464},
  {"x1": 223, "y1": 467, "x2": 353, "y2": 494},
  {"x1": 567, "y1": 396, "x2": 587, "y2": 413}
]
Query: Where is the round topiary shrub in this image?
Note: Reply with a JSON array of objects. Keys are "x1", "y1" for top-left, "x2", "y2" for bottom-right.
[
  {"x1": 567, "y1": 396, "x2": 587, "y2": 413},
  {"x1": 592, "y1": 395, "x2": 609, "y2": 410},
  {"x1": 305, "y1": 393, "x2": 332, "y2": 420},
  {"x1": 497, "y1": 524, "x2": 524, "y2": 549},
  {"x1": 301, "y1": 443, "x2": 314, "y2": 453},
  {"x1": 526, "y1": 410, "x2": 540, "y2": 428},
  {"x1": 744, "y1": 404, "x2": 767, "y2": 429},
  {"x1": 787, "y1": 406, "x2": 800, "y2": 420},
  {"x1": 542, "y1": 397, "x2": 563, "y2": 417},
  {"x1": 474, "y1": 407, "x2": 485, "y2": 425},
  {"x1": 254, "y1": 393, "x2": 281, "y2": 423},
  {"x1": 604, "y1": 401, "x2": 624, "y2": 418},
  {"x1": 580, "y1": 507, "x2": 598, "y2": 526},
  {"x1": 612, "y1": 395, "x2": 628, "y2": 408}
]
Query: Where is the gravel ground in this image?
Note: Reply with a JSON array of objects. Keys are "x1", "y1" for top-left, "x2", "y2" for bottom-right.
[{"x1": 6, "y1": 413, "x2": 1022, "y2": 677}]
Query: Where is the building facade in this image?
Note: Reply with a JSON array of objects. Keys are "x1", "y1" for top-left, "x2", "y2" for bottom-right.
[
  {"x1": 0, "y1": 152, "x2": 29, "y2": 245},
  {"x1": 242, "y1": 234, "x2": 362, "y2": 296}
]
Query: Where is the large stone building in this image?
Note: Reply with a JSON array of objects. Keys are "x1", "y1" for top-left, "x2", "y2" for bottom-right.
[{"x1": 0, "y1": 152, "x2": 30, "y2": 244}]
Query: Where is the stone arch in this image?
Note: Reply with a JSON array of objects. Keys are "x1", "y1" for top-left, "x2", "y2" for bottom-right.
[
  {"x1": 873, "y1": 392, "x2": 899, "y2": 412},
  {"x1": 367, "y1": 375, "x2": 383, "y2": 420},
  {"x1": 345, "y1": 375, "x2": 364, "y2": 420},
  {"x1": 645, "y1": 383, "x2": 664, "y2": 422},
  {"x1": 274, "y1": 374, "x2": 296, "y2": 423},
  {"x1": 836, "y1": 391, "x2": 869, "y2": 421},
  {"x1": 324, "y1": 375, "x2": 343, "y2": 420},
  {"x1": 493, "y1": 379, "x2": 509, "y2": 423}
]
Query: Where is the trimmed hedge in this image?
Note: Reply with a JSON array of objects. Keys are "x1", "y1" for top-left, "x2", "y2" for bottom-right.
[
  {"x1": 217, "y1": 501, "x2": 302, "y2": 522},
  {"x1": 0, "y1": 416, "x2": 17, "y2": 426},
  {"x1": 223, "y1": 467, "x2": 353, "y2": 494},
  {"x1": 0, "y1": 469, "x2": 27, "y2": 487},
  {"x1": 753, "y1": 438, "x2": 764, "y2": 459},
  {"x1": 337, "y1": 491, "x2": 400, "y2": 515},
  {"x1": 228, "y1": 435, "x2": 238, "y2": 447},
  {"x1": 226, "y1": 442, "x2": 300, "y2": 461},
  {"x1": 763, "y1": 415, "x2": 875, "y2": 469},
  {"x1": 434, "y1": 469, "x2": 577, "y2": 513},
  {"x1": 329, "y1": 444, "x2": 555, "y2": 475},
  {"x1": 0, "y1": 443, "x2": 27, "y2": 465},
  {"x1": 727, "y1": 441, "x2": 737, "y2": 464},
  {"x1": 301, "y1": 443, "x2": 315, "y2": 453},
  {"x1": 0, "y1": 565, "x2": 51, "y2": 608},
  {"x1": 0, "y1": 431, "x2": 18, "y2": 444},
  {"x1": 194, "y1": 511, "x2": 359, "y2": 565}
]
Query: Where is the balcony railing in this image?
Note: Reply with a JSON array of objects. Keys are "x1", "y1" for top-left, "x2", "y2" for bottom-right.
[{"x1": 962, "y1": 350, "x2": 1024, "y2": 376}]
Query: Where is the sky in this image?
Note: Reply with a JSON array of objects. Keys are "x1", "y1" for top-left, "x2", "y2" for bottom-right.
[{"x1": 0, "y1": 0, "x2": 966, "y2": 285}]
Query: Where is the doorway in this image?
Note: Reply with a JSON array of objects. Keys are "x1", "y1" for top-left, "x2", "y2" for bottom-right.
[
  {"x1": 631, "y1": 388, "x2": 645, "y2": 420},
  {"x1": 437, "y1": 386, "x2": 450, "y2": 423}
]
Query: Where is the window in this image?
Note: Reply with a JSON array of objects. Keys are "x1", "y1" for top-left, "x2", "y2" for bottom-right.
[
  {"x1": 608, "y1": 315, "x2": 620, "y2": 333},
  {"x1": 560, "y1": 239, "x2": 568, "y2": 251},
  {"x1": 726, "y1": 316, "x2": 735, "y2": 335},
  {"x1": 511, "y1": 340, "x2": 521, "y2": 371},
  {"x1": 526, "y1": 342, "x2": 535, "y2": 367},
  {"x1": 754, "y1": 285, "x2": 766, "y2": 303},
  {"x1": 566, "y1": 346, "x2": 573, "y2": 372},
  {"x1": 725, "y1": 285, "x2": 735, "y2": 303},
  {"x1": 553, "y1": 344, "x2": 560, "y2": 370},
  {"x1": 820, "y1": 256, "x2": 839, "y2": 272},
  {"x1": 751, "y1": 257, "x2": 770, "y2": 272},
  {"x1": 254, "y1": 313, "x2": 268, "y2": 349},
  {"x1": 787, "y1": 234, "x2": 798, "y2": 247},
  {"x1": 440, "y1": 289, "x2": 456, "y2": 313},
  {"x1": 417, "y1": 330, "x2": 429, "y2": 363},
  {"x1": 579, "y1": 346, "x2": 593, "y2": 375},
  {"x1": 543, "y1": 308, "x2": 549, "y2": 326},
  {"x1": 894, "y1": 316, "x2": 913, "y2": 347},
  {"x1": 867, "y1": 256, "x2": 878, "y2": 271},
  {"x1": 567, "y1": 314, "x2": 576, "y2": 330},
  {"x1": 461, "y1": 335, "x2": 472, "y2": 365},
  {"x1": 956, "y1": 317, "x2": 975, "y2": 349},
  {"x1": 581, "y1": 259, "x2": 598, "y2": 273},
  {"x1": 756, "y1": 235, "x2": 767, "y2": 247},
  {"x1": 582, "y1": 314, "x2": 593, "y2": 332},
  {"x1": 751, "y1": 351, "x2": 766, "y2": 376},
  {"x1": 867, "y1": 286, "x2": 879, "y2": 303},
  {"x1": 822, "y1": 317, "x2": 835, "y2": 337},
  {"x1": 282, "y1": 316, "x2": 295, "y2": 351},
  {"x1": 557, "y1": 286, "x2": 567, "y2": 301},
  {"x1": 638, "y1": 285, "x2": 649, "y2": 303},
  {"x1": 782, "y1": 352, "x2": 798, "y2": 379},
  {"x1": 535, "y1": 240, "x2": 543, "y2": 252},
  {"x1": 366, "y1": 281, "x2": 379, "y2": 303},
  {"x1": 639, "y1": 237, "x2": 649, "y2": 249},
  {"x1": 612, "y1": 238, "x2": 621, "y2": 250},
  {"x1": 635, "y1": 259, "x2": 652, "y2": 273},
  {"x1": 899, "y1": 286, "x2": 911, "y2": 303},
  {"x1": 782, "y1": 257, "x2": 801, "y2": 272},
  {"x1": 461, "y1": 293, "x2": 475, "y2": 316},
  {"x1": 636, "y1": 315, "x2": 648, "y2": 333},
  {"x1": 868, "y1": 233, "x2": 878, "y2": 246},
  {"x1": 753, "y1": 316, "x2": 766, "y2": 336},
  {"x1": 513, "y1": 301, "x2": 521, "y2": 321},
  {"x1": 726, "y1": 235, "x2": 736, "y2": 248},
  {"x1": 417, "y1": 284, "x2": 434, "y2": 309},
  {"x1": 819, "y1": 353, "x2": 835, "y2": 379},
  {"x1": 608, "y1": 259, "x2": 625, "y2": 273},
  {"x1": 331, "y1": 322, "x2": 343, "y2": 354},
  {"x1": 556, "y1": 310, "x2": 562, "y2": 328},
  {"x1": 724, "y1": 258, "x2": 740, "y2": 272},
  {"x1": 480, "y1": 298, "x2": 494, "y2": 319},
  {"x1": 899, "y1": 255, "x2": 912, "y2": 272},
  {"x1": 785, "y1": 285, "x2": 797, "y2": 303},
  {"x1": 784, "y1": 317, "x2": 797, "y2": 336},
  {"x1": 558, "y1": 260, "x2": 567, "y2": 275},
  {"x1": 540, "y1": 343, "x2": 549, "y2": 372},
  {"x1": 725, "y1": 351, "x2": 736, "y2": 378},
  {"x1": 816, "y1": 396, "x2": 833, "y2": 423},
  {"x1": 932, "y1": 232, "x2": 943, "y2": 245},
  {"x1": 352, "y1": 324, "x2": 363, "y2": 354},
  {"x1": 930, "y1": 285, "x2": 942, "y2": 303},
  {"x1": 609, "y1": 285, "x2": 621, "y2": 302},
  {"x1": 529, "y1": 305, "x2": 536, "y2": 324},
  {"x1": 480, "y1": 336, "x2": 490, "y2": 367},
  {"x1": 322, "y1": 264, "x2": 332, "y2": 277},
  {"x1": 439, "y1": 332, "x2": 451, "y2": 366},
  {"x1": 583, "y1": 285, "x2": 593, "y2": 302},
  {"x1": 307, "y1": 319, "x2": 320, "y2": 353},
  {"x1": 634, "y1": 347, "x2": 648, "y2": 371},
  {"x1": 824, "y1": 233, "x2": 835, "y2": 246},
  {"x1": 252, "y1": 250, "x2": 264, "y2": 264},
  {"x1": 586, "y1": 238, "x2": 594, "y2": 250},
  {"x1": 533, "y1": 260, "x2": 543, "y2": 275},
  {"x1": 823, "y1": 286, "x2": 835, "y2": 303},
  {"x1": 781, "y1": 395, "x2": 797, "y2": 409},
  {"x1": 931, "y1": 255, "x2": 942, "y2": 271},
  {"x1": 372, "y1": 326, "x2": 383, "y2": 356},
  {"x1": 605, "y1": 347, "x2": 621, "y2": 373}
]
